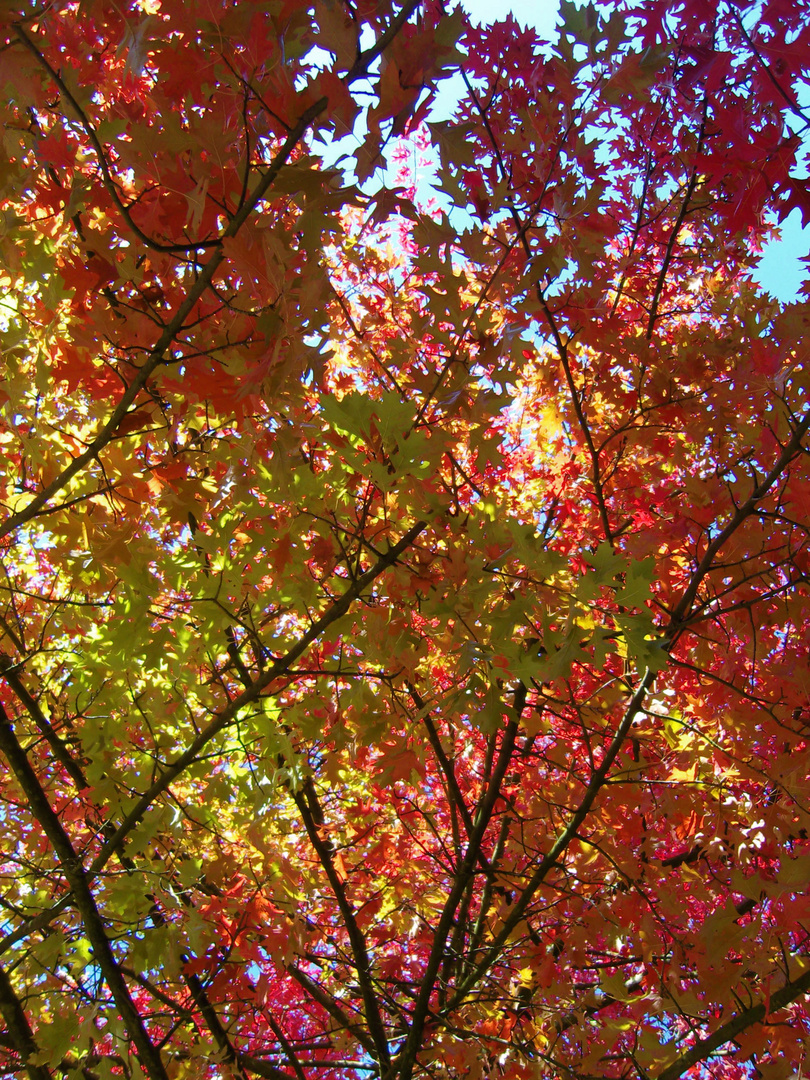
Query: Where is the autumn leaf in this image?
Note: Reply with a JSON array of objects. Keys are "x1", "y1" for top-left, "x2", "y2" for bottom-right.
[{"x1": 0, "y1": 3, "x2": 808, "y2": 1080}]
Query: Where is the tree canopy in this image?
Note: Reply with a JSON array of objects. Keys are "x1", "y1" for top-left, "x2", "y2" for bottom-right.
[{"x1": 0, "y1": 0, "x2": 809, "y2": 1077}]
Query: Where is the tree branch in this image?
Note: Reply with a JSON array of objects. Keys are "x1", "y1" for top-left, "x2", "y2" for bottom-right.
[
  {"x1": 445, "y1": 670, "x2": 655, "y2": 1014},
  {"x1": 1, "y1": 1, "x2": 422, "y2": 541},
  {"x1": 292, "y1": 780, "x2": 391, "y2": 1070},
  {"x1": 668, "y1": 413, "x2": 810, "y2": 630},
  {"x1": 91, "y1": 520, "x2": 426, "y2": 872},
  {"x1": 0, "y1": 653, "x2": 88, "y2": 791},
  {"x1": 0, "y1": 961, "x2": 51, "y2": 1080},
  {"x1": 656, "y1": 965, "x2": 810, "y2": 1080},
  {"x1": 286, "y1": 964, "x2": 378, "y2": 1057},
  {"x1": 0, "y1": 703, "x2": 171, "y2": 1080},
  {"x1": 394, "y1": 684, "x2": 525, "y2": 1080}
]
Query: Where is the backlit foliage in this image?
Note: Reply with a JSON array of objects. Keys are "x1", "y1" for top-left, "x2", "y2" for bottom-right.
[{"x1": 0, "y1": 1, "x2": 809, "y2": 1079}]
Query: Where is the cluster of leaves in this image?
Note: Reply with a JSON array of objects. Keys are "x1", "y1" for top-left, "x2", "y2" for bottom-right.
[{"x1": 0, "y1": 0, "x2": 809, "y2": 1078}]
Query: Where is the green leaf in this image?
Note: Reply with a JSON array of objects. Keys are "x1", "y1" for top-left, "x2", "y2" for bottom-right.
[{"x1": 616, "y1": 556, "x2": 655, "y2": 608}]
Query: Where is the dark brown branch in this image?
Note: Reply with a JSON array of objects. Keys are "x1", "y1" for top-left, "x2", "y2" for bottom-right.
[
  {"x1": 395, "y1": 684, "x2": 525, "y2": 1080},
  {"x1": 464, "y1": 812, "x2": 512, "y2": 965},
  {"x1": 407, "y1": 682, "x2": 498, "y2": 878},
  {"x1": 236, "y1": 1053, "x2": 297, "y2": 1080},
  {"x1": 264, "y1": 1013, "x2": 306, "y2": 1080},
  {"x1": 729, "y1": 5, "x2": 810, "y2": 128},
  {"x1": 13, "y1": 0, "x2": 420, "y2": 258},
  {"x1": 656, "y1": 965, "x2": 810, "y2": 1080},
  {"x1": 0, "y1": 962, "x2": 51, "y2": 1080},
  {"x1": 439, "y1": 407, "x2": 810, "y2": 1019},
  {"x1": 2, "y1": 1, "x2": 422, "y2": 542},
  {"x1": 91, "y1": 521, "x2": 426, "y2": 873},
  {"x1": 0, "y1": 526, "x2": 425, "y2": 965},
  {"x1": 0, "y1": 896, "x2": 72, "y2": 958},
  {"x1": 0, "y1": 661, "x2": 250, "y2": 1080},
  {"x1": 346, "y1": 0, "x2": 421, "y2": 82},
  {"x1": 668, "y1": 414, "x2": 810, "y2": 630},
  {"x1": 0, "y1": 93, "x2": 326, "y2": 541},
  {"x1": 293, "y1": 780, "x2": 391, "y2": 1070},
  {"x1": 13, "y1": 25, "x2": 217, "y2": 254},
  {"x1": 645, "y1": 103, "x2": 707, "y2": 340},
  {"x1": 542, "y1": 307, "x2": 614, "y2": 543},
  {"x1": 0, "y1": 654, "x2": 88, "y2": 791},
  {"x1": 184, "y1": 968, "x2": 249, "y2": 1079},
  {"x1": 286, "y1": 964, "x2": 378, "y2": 1057},
  {"x1": 446, "y1": 671, "x2": 655, "y2": 1014},
  {"x1": 0, "y1": 703, "x2": 170, "y2": 1080},
  {"x1": 460, "y1": 68, "x2": 614, "y2": 544}
]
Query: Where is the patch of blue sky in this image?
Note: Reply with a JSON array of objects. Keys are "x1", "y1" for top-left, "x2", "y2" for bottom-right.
[
  {"x1": 753, "y1": 208, "x2": 810, "y2": 304},
  {"x1": 460, "y1": 0, "x2": 810, "y2": 303},
  {"x1": 751, "y1": 73, "x2": 810, "y2": 302},
  {"x1": 309, "y1": 0, "x2": 810, "y2": 305},
  {"x1": 461, "y1": 0, "x2": 558, "y2": 36}
]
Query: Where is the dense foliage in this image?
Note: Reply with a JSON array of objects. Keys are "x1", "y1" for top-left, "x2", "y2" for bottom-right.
[{"x1": 0, "y1": 0, "x2": 809, "y2": 1077}]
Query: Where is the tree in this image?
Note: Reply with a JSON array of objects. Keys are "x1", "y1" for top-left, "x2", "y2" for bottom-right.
[{"x1": 0, "y1": 0, "x2": 809, "y2": 1076}]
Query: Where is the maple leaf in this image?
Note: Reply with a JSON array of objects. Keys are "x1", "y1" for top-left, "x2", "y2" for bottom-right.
[{"x1": 0, "y1": 3, "x2": 808, "y2": 1080}]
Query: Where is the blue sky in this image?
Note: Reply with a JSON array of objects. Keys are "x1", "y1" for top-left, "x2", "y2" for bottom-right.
[
  {"x1": 461, "y1": 0, "x2": 558, "y2": 38},
  {"x1": 458, "y1": 0, "x2": 810, "y2": 304}
]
